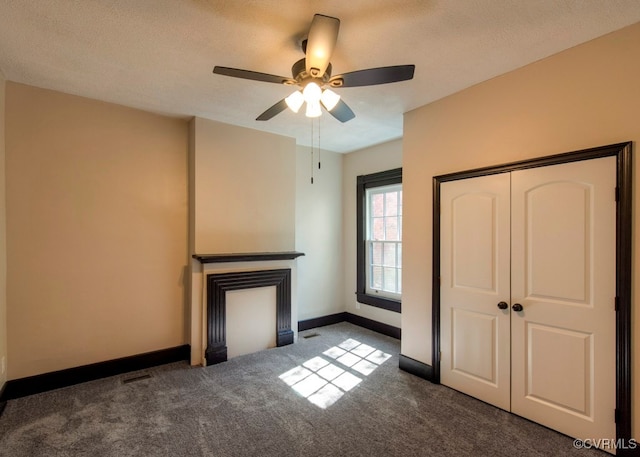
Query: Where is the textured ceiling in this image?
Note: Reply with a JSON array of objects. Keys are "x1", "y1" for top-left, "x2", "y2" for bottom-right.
[{"x1": 1, "y1": 1, "x2": 640, "y2": 153}]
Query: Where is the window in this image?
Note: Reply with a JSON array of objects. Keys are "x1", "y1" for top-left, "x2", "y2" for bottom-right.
[
  {"x1": 356, "y1": 168, "x2": 402, "y2": 312},
  {"x1": 366, "y1": 184, "x2": 402, "y2": 298}
]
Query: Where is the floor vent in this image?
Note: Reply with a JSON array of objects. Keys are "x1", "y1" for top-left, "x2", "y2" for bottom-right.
[
  {"x1": 303, "y1": 332, "x2": 320, "y2": 339},
  {"x1": 122, "y1": 373, "x2": 152, "y2": 384}
]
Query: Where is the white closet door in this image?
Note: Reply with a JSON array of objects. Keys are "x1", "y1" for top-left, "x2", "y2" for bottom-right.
[
  {"x1": 510, "y1": 157, "x2": 617, "y2": 446},
  {"x1": 440, "y1": 173, "x2": 511, "y2": 410}
]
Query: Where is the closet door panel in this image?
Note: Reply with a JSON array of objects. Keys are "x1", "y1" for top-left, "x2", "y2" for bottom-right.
[
  {"x1": 510, "y1": 157, "x2": 616, "y2": 446},
  {"x1": 440, "y1": 173, "x2": 511, "y2": 410}
]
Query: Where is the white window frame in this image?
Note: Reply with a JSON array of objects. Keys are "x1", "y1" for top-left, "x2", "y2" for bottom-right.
[{"x1": 365, "y1": 184, "x2": 402, "y2": 300}]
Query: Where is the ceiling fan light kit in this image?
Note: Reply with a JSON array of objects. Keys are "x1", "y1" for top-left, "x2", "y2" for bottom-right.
[
  {"x1": 284, "y1": 84, "x2": 340, "y2": 117},
  {"x1": 212, "y1": 13, "x2": 415, "y2": 123}
]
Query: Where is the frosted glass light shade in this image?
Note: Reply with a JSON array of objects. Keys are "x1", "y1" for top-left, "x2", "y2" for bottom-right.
[
  {"x1": 306, "y1": 100, "x2": 322, "y2": 118},
  {"x1": 320, "y1": 89, "x2": 340, "y2": 111},
  {"x1": 303, "y1": 82, "x2": 322, "y2": 103},
  {"x1": 285, "y1": 91, "x2": 304, "y2": 113}
]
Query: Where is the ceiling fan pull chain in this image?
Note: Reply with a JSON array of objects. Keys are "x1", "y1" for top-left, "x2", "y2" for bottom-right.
[
  {"x1": 318, "y1": 117, "x2": 321, "y2": 170},
  {"x1": 310, "y1": 120, "x2": 314, "y2": 184}
]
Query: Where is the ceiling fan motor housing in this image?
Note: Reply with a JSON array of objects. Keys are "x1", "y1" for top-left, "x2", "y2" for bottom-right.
[{"x1": 291, "y1": 58, "x2": 333, "y2": 88}]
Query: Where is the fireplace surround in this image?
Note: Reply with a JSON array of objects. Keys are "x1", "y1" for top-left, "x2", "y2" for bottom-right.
[
  {"x1": 205, "y1": 268, "x2": 293, "y2": 365},
  {"x1": 191, "y1": 251, "x2": 304, "y2": 365}
]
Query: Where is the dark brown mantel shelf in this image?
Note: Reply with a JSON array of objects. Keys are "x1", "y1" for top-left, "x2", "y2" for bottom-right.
[{"x1": 192, "y1": 251, "x2": 305, "y2": 264}]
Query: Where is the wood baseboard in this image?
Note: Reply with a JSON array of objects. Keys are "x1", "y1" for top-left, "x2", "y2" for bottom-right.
[
  {"x1": 0, "y1": 381, "x2": 6, "y2": 418},
  {"x1": 298, "y1": 312, "x2": 401, "y2": 340},
  {"x1": 344, "y1": 313, "x2": 401, "y2": 339},
  {"x1": 0, "y1": 345, "x2": 190, "y2": 401},
  {"x1": 298, "y1": 312, "x2": 347, "y2": 331},
  {"x1": 399, "y1": 354, "x2": 434, "y2": 382}
]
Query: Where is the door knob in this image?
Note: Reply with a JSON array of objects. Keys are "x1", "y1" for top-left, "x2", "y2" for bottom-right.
[
  {"x1": 512, "y1": 303, "x2": 523, "y2": 312},
  {"x1": 497, "y1": 301, "x2": 508, "y2": 310}
]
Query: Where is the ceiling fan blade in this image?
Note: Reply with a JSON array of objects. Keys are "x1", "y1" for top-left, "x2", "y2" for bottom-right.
[
  {"x1": 323, "y1": 99, "x2": 355, "y2": 123},
  {"x1": 256, "y1": 98, "x2": 288, "y2": 121},
  {"x1": 330, "y1": 65, "x2": 415, "y2": 87},
  {"x1": 213, "y1": 66, "x2": 295, "y2": 85},
  {"x1": 305, "y1": 14, "x2": 340, "y2": 78}
]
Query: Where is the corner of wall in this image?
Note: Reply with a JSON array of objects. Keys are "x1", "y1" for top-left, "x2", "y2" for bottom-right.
[
  {"x1": 188, "y1": 117, "x2": 196, "y2": 256},
  {"x1": 0, "y1": 71, "x2": 7, "y2": 388}
]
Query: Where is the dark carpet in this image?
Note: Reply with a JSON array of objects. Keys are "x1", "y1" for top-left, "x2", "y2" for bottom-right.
[{"x1": 0, "y1": 323, "x2": 606, "y2": 456}]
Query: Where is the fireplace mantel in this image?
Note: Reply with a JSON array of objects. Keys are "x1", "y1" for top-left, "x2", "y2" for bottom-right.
[{"x1": 192, "y1": 251, "x2": 305, "y2": 264}]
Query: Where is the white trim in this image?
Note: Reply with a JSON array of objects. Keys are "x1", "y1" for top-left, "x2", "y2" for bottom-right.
[{"x1": 365, "y1": 184, "x2": 402, "y2": 298}]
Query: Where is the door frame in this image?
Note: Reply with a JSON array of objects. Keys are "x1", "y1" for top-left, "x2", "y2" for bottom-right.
[{"x1": 432, "y1": 142, "x2": 632, "y2": 449}]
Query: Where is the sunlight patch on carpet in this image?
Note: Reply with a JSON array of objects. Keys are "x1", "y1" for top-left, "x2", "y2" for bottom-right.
[{"x1": 279, "y1": 339, "x2": 392, "y2": 409}]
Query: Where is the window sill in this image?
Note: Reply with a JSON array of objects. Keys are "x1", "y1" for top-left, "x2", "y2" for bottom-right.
[{"x1": 356, "y1": 293, "x2": 401, "y2": 313}]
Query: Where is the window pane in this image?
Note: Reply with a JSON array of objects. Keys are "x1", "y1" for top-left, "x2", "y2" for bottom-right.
[
  {"x1": 383, "y1": 243, "x2": 397, "y2": 267},
  {"x1": 360, "y1": 173, "x2": 402, "y2": 305},
  {"x1": 398, "y1": 243, "x2": 402, "y2": 267},
  {"x1": 371, "y1": 242, "x2": 383, "y2": 265},
  {"x1": 383, "y1": 267, "x2": 397, "y2": 292},
  {"x1": 372, "y1": 218, "x2": 384, "y2": 240},
  {"x1": 385, "y1": 192, "x2": 398, "y2": 216},
  {"x1": 371, "y1": 266, "x2": 383, "y2": 290},
  {"x1": 397, "y1": 268, "x2": 402, "y2": 294},
  {"x1": 385, "y1": 217, "x2": 398, "y2": 241},
  {"x1": 371, "y1": 193, "x2": 384, "y2": 217}
]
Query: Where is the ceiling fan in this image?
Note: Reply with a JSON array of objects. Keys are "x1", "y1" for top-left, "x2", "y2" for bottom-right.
[{"x1": 213, "y1": 14, "x2": 415, "y2": 123}]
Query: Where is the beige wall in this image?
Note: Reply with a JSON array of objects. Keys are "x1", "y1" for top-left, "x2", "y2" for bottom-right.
[
  {"x1": 190, "y1": 117, "x2": 296, "y2": 254},
  {"x1": 5, "y1": 83, "x2": 189, "y2": 379},
  {"x1": 343, "y1": 139, "x2": 402, "y2": 328},
  {"x1": 296, "y1": 145, "x2": 344, "y2": 321},
  {"x1": 0, "y1": 71, "x2": 7, "y2": 388},
  {"x1": 403, "y1": 22, "x2": 640, "y2": 439}
]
